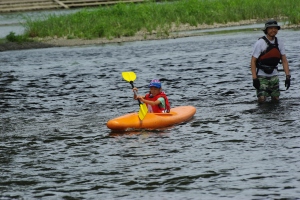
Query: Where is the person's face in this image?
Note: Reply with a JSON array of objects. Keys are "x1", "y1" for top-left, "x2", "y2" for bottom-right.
[
  {"x1": 150, "y1": 87, "x2": 161, "y2": 96},
  {"x1": 266, "y1": 26, "x2": 279, "y2": 37}
]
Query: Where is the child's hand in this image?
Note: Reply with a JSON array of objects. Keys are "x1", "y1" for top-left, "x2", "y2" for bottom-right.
[
  {"x1": 133, "y1": 87, "x2": 138, "y2": 100},
  {"x1": 137, "y1": 96, "x2": 145, "y2": 102},
  {"x1": 132, "y1": 87, "x2": 138, "y2": 92}
]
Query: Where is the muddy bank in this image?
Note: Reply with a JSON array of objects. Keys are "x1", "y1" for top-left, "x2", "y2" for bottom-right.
[
  {"x1": 0, "y1": 41, "x2": 56, "y2": 51},
  {"x1": 0, "y1": 20, "x2": 299, "y2": 52}
]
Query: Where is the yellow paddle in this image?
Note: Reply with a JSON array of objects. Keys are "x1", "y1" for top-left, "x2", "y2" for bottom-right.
[{"x1": 122, "y1": 71, "x2": 148, "y2": 120}]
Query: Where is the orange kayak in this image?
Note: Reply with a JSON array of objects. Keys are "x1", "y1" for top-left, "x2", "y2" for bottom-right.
[{"x1": 107, "y1": 106, "x2": 196, "y2": 131}]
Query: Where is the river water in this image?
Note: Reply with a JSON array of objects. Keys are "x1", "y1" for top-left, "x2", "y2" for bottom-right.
[{"x1": 1, "y1": 15, "x2": 300, "y2": 199}]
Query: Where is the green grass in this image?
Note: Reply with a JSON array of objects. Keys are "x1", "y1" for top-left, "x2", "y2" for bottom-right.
[
  {"x1": 5, "y1": 31, "x2": 32, "y2": 43},
  {"x1": 10, "y1": 0, "x2": 300, "y2": 42}
]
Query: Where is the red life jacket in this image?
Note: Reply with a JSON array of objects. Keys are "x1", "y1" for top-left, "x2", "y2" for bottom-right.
[
  {"x1": 144, "y1": 92, "x2": 171, "y2": 113},
  {"x1": 256, "y1": 36, "x2": 281, "y2": 74}
]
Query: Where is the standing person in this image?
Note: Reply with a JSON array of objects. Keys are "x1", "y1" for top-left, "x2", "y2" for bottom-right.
[
  {"x1": 250, "y1": 19, "x2": 291, "y2": 103},
  {"x1": 133, "y1": 79, "x2": 170, "y2": 113}
]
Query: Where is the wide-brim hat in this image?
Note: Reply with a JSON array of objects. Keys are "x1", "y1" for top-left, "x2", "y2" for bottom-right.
[{"x1": 262, "y1": 20, "x2": 281, "y2": 31}]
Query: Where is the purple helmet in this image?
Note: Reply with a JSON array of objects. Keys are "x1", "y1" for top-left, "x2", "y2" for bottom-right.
[{"x1": 149, "y1": 79, "x2": 161, "y2": 88}]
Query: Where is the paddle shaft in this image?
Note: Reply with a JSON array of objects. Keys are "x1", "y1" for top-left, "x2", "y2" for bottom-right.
[{"x1": 121, "y1": 71, "x2": 148, "y2": 120}]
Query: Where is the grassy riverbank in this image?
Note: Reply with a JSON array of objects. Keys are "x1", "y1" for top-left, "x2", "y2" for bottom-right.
[{"x1": 5, "y1": 0, "x2": 300, "y2": 43}]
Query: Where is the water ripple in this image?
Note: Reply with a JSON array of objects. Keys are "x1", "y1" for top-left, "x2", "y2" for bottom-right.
[{"x1": 1, "y1": 30, "x2": 300, "y2": 199}]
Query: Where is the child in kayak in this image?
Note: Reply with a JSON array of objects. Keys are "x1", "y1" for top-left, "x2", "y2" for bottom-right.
[{"x1": 133, "y1": 79, "x2": 171, "y2": 113}]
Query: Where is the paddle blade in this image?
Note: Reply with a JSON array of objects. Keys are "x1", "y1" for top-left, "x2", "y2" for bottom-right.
[
  {"x1": 138, "y1": 103, "x2": 148, "y2": 120},
  {"x1": 122, "y1": 71, "x2": 136, "y2": 82}
]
